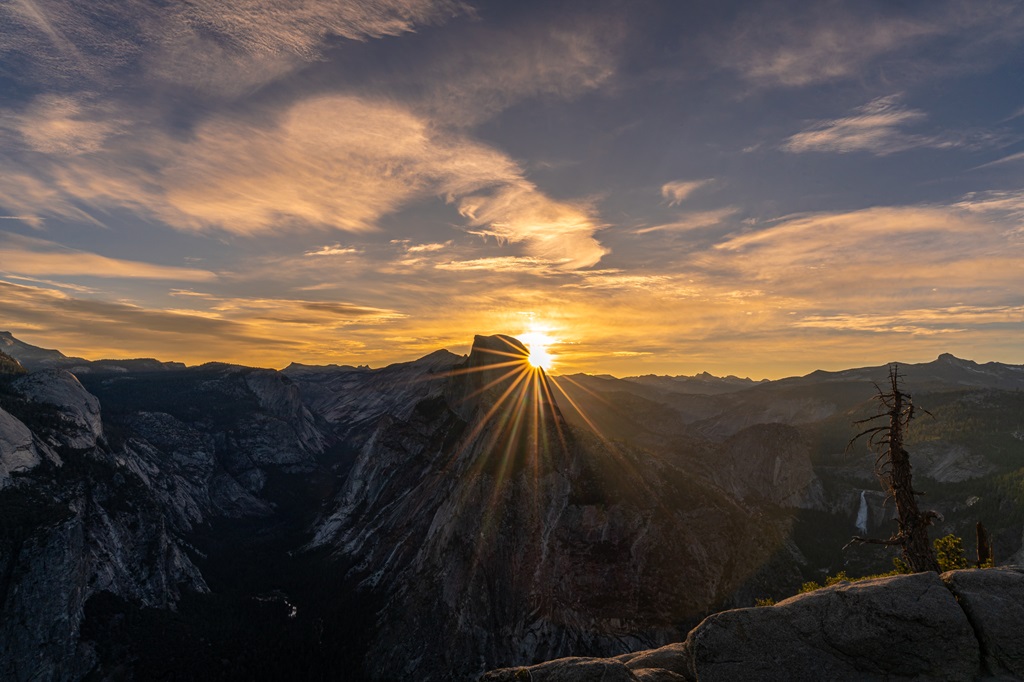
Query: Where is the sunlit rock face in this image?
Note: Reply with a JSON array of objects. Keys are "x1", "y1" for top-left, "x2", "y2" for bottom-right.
[
  {"x1": 13, "y1": 370, "x2": 103, "y2": 449},
  {"x1": 310, "y1": 334, "x2": 780, "y2": 681}
]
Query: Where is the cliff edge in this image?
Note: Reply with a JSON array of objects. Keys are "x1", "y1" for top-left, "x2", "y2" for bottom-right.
[{"x1": 483, "y1": 567, "x2": 1024, "y2": 681}]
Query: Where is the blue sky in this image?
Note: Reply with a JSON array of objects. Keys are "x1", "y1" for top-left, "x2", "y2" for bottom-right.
[{"x1": 1, "y1": 0, "x2": 1023, "y2": 377}]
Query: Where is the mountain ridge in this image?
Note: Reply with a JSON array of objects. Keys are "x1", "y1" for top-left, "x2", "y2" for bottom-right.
[
  {"x1": 6, "y1": 330, "x2": 1020, "y2": 387},
  {"x1": 2, "y1": 332, "x2": 1024, "y2": 680}
]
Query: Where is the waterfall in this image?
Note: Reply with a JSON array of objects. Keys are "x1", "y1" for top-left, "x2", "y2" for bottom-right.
[{"x1": 856, "y1": 490, "x2": 869, "y2": 534}]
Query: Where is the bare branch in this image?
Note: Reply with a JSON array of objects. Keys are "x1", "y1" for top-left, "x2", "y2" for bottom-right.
[{"x1": 843, "y1": 534, "x2": 905, "y2": 550}]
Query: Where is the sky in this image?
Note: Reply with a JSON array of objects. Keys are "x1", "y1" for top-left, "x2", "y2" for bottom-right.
[{"x1": 1, "y1": 0, "x2": 1023, "y2": 378}]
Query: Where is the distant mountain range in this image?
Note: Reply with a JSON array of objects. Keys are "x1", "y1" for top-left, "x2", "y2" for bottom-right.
[
  {"x1": 2, "y1": 331, "x2": 1023, "y2": 680},
  {"x1": 0, "y1": 331, "x2": 185, "y2": 374}
]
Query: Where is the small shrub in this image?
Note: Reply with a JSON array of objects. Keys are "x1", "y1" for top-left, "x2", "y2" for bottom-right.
[
  {"x1": 934, "y1": 534, "x2": 969, "y2": 572},
  {"x1": 800, "y1": 569, "x2": 899, "y2": 594},
  {"x1": 799, "y1": 580, "x2": 822, "y2": 593},
  {"x1": 825, "y1": 571, "x2": 850, "y2": 586},
  {"x1": 754, "y1": 597, "x2": 776, "y2": 607},
  {"x1": 895, "y1": 534, "x2": 970, "y2": 573}
]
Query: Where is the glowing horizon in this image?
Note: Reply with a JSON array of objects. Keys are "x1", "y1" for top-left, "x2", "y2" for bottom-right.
[{"x1": 1, "y1": 2, "x2": 1022, "y2": 378}]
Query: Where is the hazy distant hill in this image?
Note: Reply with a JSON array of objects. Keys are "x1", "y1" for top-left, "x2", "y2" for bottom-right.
[{"x1": 623, "y1": 372, "x2": 768, "y2": 395}]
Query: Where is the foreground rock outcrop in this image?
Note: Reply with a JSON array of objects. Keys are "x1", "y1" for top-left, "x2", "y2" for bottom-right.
[{"x1": 484, "y1": 568, "x2": 1024, "y2": 681}]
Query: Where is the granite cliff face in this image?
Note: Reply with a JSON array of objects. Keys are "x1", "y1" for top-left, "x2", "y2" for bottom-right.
[
  {"x1": 0, "y1": 361, "x2": 330, "y2": 680},
  {"x1": 0, "y1": 406, "x2": 48, "y2": 486},
  {"x1": 12, "y1": 370, "x2": 103, "y2": 449}
]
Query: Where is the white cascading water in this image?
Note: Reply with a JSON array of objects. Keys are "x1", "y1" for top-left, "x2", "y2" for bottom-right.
[{"x1": 856, "y1": 490, "x2": 869, "y2": 534}]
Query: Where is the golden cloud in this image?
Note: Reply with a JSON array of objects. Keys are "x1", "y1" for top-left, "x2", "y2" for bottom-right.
[
  {"x1": 0, "y1": 236, "x2": 217, "y2": 281},
  {"x1": 4, "y1": 95, "x2": 609, "y2": 270}
]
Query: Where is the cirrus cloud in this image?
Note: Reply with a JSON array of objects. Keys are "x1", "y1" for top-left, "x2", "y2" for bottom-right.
[
  {"x1": 0, "y1": 235, "x2": 217, "y2": 281},
  {"x1": 782, "y1": 95, "x2": 927, "y2": 155},
  {"x1": 0, "y1": 0, "x2": 469, "y2": 93},
  {"x1": 712, "y1": 202, "x2": 1024, "y2": 301},
  {"x1": 1, "y1": 95, "x2": 608, "y2": 270}
]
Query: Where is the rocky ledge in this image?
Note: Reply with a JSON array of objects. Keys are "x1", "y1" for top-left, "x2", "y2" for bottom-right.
[{"x1": 483, "y1": 567, "x2": 1024, "y2": 682}]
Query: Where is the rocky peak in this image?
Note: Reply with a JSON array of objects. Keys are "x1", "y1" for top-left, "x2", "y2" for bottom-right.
[
  {"x1": 0, "y1": 331, "x2": 76, "y2": 371},
  {"x1": 937, "y1": 352, "x2": 971, "y2": 365},
  {"x1": 451, "y1": 334, "x2": 562, "y2": 427},
  {"x1": 465, "y1": 334, "x2": 530, "y2": 383}
]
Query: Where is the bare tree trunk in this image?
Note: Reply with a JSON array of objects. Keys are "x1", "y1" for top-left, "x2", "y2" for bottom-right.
[
  {"x1": 846, "y1": 365, "x2": 940, "y2": 572},
  {"x1": 886, "y1": 376, "x2": 939, "y2": 573},
  {"x1": 977, "y1": 522, "x2": 992, "y2": 568}
]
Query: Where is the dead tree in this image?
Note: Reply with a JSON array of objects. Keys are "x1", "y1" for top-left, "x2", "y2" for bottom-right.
[{"x1": 845, "y1": 364, "x2": 941, "y2": 573}]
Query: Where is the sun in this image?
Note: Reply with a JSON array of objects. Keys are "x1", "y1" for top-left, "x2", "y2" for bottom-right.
[
  {"x1": 520, "y1": 331, "x2": 556, "y2": 371},
  {"x1": 528, "y1": 345, "x2": 553, "y2": 371}
]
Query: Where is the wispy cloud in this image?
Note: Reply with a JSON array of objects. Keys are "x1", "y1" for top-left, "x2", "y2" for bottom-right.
[
  {"x1": 661, "y1": 179, "x2": 713, "y2": 206},
  {"x1": 0, "y1": 235, "x2": 217, "y2": 281},
  {"x1": 3, "y1": 274, "x2": 99, "y2": 294},
  {"x1": 712, "y1": 202, "x2": 1024, "y2": 301},
  {"x1": 0, "y1": 279, "x2": 290, "y2": 361},
  {"x1": 782, "y1": 96, "x2": 928, "y2": 155},
  {"x1": 0, "y1": 169, "x2": 100, "y2": 227},
  {"x1": 0, "y1": 95, "x2": 608, "y2": 270},
  {"x1": 412, "y1": 17, "x2": 621, "y2": 126},
  {"x1": 565, "y1": 271, "x2": 677, "y2": 291},
  {"x1": 637, "y1": 207, "x2": 738, "y2": 234},
  {"x1": 781, "y1": 95, "x2": 1005, "y2": 155},
  {"x1": 794, "y1": 314, "x2": 967, "y2": 336},
  {"x1": 304, "y1": 244, "x2": 361, "y2": 257},
  {"x1": 721, "y1": 2, "x2": 1024, "y2": 89},
  {"x1": 208, "y1": 296, "x2": 404, "y2": 327},
  {"x1": 722, "y1": 6, "x2": 940, "y2": 88},
  {"x1": 1, "y1": 94, "x2": 121, "y2": 155},
  {"x1": 0, "y1": 0, "x2": 468, "y2": 93},
  {"x1": 404, "y1": 241, "x2": 452, "y2": 253},
  {"x1": 457, "y1": 184, "x2": 606, "y2": 269},
  {"x1": 434, "y1": 256, "x2": 556, "y2": 273},
  {"x1": 973, "y1": 150, "x2": 1024, "y2": 170},
  {"x1": 953, "y1": 189, "x2": 1024, "y2": 221},
  {"x1": 0, "y1": 277, "x2": 413, "y2": 366},
  {"x1": 794, "y1": 305, "x2": 1024, "y2": 335}
]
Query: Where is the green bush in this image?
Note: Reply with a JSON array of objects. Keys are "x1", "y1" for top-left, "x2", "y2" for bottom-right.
[
  {"x1": 934, "y1": 534, "x2": 969, "y2": 572},
  {"x1": 800, "y1": 571, "x2": 855, "y2": 594}
]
